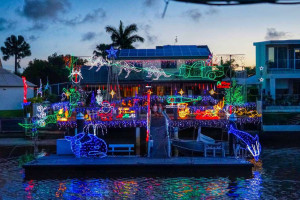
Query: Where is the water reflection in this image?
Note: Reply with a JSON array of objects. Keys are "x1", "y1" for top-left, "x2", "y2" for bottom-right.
[{"x1": 1, "y1": 147, "x2": 300, "y2": 199}]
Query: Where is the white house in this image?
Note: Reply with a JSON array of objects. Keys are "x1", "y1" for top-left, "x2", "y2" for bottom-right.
[{"x1": 0, "y1": 63, "x2": 35, "y2": 110}]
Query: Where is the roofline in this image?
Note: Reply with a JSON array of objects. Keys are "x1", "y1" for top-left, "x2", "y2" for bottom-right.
[
  {"x1": 253, "y1": 39, "x2": 300, "y2": 46},
  {"x1": 116, "y1": 56, "x2": 209, "y2": 60}
]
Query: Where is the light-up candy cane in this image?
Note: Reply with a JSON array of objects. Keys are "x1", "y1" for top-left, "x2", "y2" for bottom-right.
[
  {"x1": 146, "y1": 89, "x2": 152, "y2": 142},
  {"x1": 22, "y1": 76, "x2": 28, "y2": 103}
]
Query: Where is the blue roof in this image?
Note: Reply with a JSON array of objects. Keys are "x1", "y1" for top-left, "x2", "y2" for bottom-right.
[{"x1": 117, "y1": 45, "x2": 211, "y2": 60}]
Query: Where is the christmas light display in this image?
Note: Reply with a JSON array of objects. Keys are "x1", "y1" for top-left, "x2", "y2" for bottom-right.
[
  {"x1": 110, "y1": 90, "x2": 116, "y2": 98},
  {"x1": 178, "y1": 103, "x2": 190, "y2": 119},
  {"x1": 37, "y1": 79, "x2": 43, "y2": 97},
  {"x1": 178, "y1": 60, "x2": 224, "y2": 80},
  {"x1": 65, "y1": 133, "x2": 107, "y2": 158},
  {"x1": 166, "y1": 96, "x2": 202, "y2": 104},
  {"x1": 146, "y1": 89, "x2": 152, "y2": 142},
  {"x1": 106, "y1": 46, "x2": 118, "y2": 59},
  {"x1": 205, "y1": 53, "x2": 213, "y2": 66},
  {"x1": 115, "y1": 62, "x2": 142, "y2": 78},
  {"x1": 145, "y1": 65, "x2": 171, "y2": 80},
  {"x1": 22, "y1": 76, "x2": 28, "y2": 104},
  {"x1": 96, "y1": 89, "x2": 103, "y2": 106},
  {"x1": 88, "y1": 56, "x2": 111, "y2": 71},
  {"x1": 235, "y1": 108, "x2": 262, "y2": 118},
  {"x1": 224, "y1": 80, "x2": 245, "y2": 106},
  {"x1": 228, "y1": 122, "x2": 261, "y2": 161},
  {"x1": 68, "y1": 68, "x2": 83, "y2": 84},
  {"x1": 36, "y1": 105, "x2": 47, "y2": 127},
  {"x1": 217, "y1": 81, "x2": 231, "y2": 89},
  {"x1": 64, "y1": 55, "x2": 83, "y2": 84}
]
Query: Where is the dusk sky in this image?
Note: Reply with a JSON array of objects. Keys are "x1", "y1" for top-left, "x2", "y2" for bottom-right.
[{"x1": 1, "y1": 0, "x2": 300, "y2": 71}]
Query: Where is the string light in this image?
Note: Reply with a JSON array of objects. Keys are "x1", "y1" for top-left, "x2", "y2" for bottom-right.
[
  {"x1": 178, "y1": 89, "x2": 184, "y2": 96},
  {"x1": 145, "y1": 65, "x2": 171, "y2": 80},
  {"x1": 22, "y1": 76, "x2": 28, "y2": 103}
]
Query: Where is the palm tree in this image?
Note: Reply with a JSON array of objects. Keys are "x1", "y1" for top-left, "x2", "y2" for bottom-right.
[
  {"x1": 93, "y1": 43, "x2": 111, "y2": 58},
  {"x1": 1, "y1": 35, "x2": 31, "y2": 74},
  {"x1": 105, "y1": 20, "x2": 144, "y2": 49}
]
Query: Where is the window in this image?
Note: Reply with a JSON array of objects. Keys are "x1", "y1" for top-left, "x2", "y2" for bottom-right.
[
  {"x1": 295, "y1": 49, "x2": 300, "y2": 69},
  {"x1": 268, "y1": 47, "x2": 275, "y2": 68},
  {"x1": 267, "y1": 46, "x2": 288, "y2": 69}
]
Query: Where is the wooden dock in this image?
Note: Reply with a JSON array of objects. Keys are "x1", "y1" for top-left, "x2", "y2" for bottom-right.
[{"x1": 23, "y1": 155, "x2": 253, "y2": 179}]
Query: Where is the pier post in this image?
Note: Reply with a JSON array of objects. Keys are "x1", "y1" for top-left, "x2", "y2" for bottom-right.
[
  {"x1": 136, "y1": 127, "x2": 140, "y2": 156},
  {"x1": 76, "y1": 113, "x2": 85, "y2": 134}
]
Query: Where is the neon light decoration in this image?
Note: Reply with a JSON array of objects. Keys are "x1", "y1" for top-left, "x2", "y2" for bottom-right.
[
  {"x1": 178, "y1": 103, "x2": 189, "y2": 119},
  {"x1": 209, "y1": 89, "x2": 216, "y2": 96},
  {"x1": 36, "y1": 105, "x2": 47, "y2": 127},
  {"x1": 106, "y1": 46, "x2": 118, "y2": 59},
  {"x1": 110, "y1": 90, "x2": 116, "y2": 98},
  {"x1": 65, "y1": 133, "x2": 107, "y2": 158},
  {"x1": 205, "y1": 53, "x2": 213, "y2": 66},
  {"x1": 166, "y1": 96, "x2": 202, "y2": 104},
  {"x1": 146, "y1": 89, "x2": 152, "y2": 142},
  {"x1": 115, "y1": 62, "x2": 142, "y2": 78},
  {"x1": 96, "y1": 89, "x2": 103, "y2": 106},
  {"x1": 228, "y1": 122, "x2": 261, "y2": 161},
  {"x1": 178, "y1": 60, "x2": 224, "y2": 80},
  {"x1": 37, "y1": 79, "x2": 43, "y2": 97},
  {"x1": 22, "y1": 76, "x2": 28, "y2": 103},
  {"x1": 178, "y1": 89, "x2": 184, "y2": 96},
  {"x1": 68, "y1": 68, "x2": 83, "y2": 84},
  {"x1": 64, "y1": 55, "x2": 83, "y2": 84},
  {"x1": 224, "y1": 80, "x2": 244, "y2": 106},
  {"x1": 97, "y1": 101, "x2": 113, "y2": 121},
  {"x1": 235, "y1": 108, "x2": 262, "y2": 118},
  {"x1": 117, "y1": 107, "x2": 136, "y2": 119},
  {"x1": 217, "y1": 81, "x2": 230, "y2": 89},
  {"x1": 145, "y1": 65, "x2": 171, "y2": 80},
  {"x1": 88, "y1": 56, "x2": 111, "y2": 71}
]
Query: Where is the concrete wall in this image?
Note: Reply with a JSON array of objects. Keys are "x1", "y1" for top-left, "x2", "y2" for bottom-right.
[{"x1": 0, "y1": 87, "x2": 34, "y2": 110}]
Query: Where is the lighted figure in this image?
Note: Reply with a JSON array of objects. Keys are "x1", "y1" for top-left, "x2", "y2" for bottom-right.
[
  {"x1": 97, "y1": 101, "x2": 114, "y2": 121},
  {"x1": 228, "y1": 121, "x2": 261, "y2": 161},
  {"x1": 166, "y1": 96, "x2": 202, "y2": 104},
  {"x1": 37, "y1": 79, "x2": 43, "y2": 97},
  {"x1": 96, "y1": 89, "x2": 103, "y2": 106},
  {"x1": 116, "y1": 62, "x2": 142, "y2": 78},
  {"x1": 145, "y1": 65, "x2": 171, "y2": 80},
  {"x1": 69, "y1": 68, "x2": 83, "y2": 84},
  {"x1": 224, "y1": 80, "x2": 244, "y2": 106},
  {"x1": 235, "y1": 108, "x2": 262, "y2": 118},
  {"x1": 106, "y1": 46, "x2": 118, "y2": 59},
  {"x1": 88, "y1": 56, "x2": 111, "y2": 72},
  {"x1": 209, "y1": 89, "x2": 216, "y2": 96},
  {"x1": 178, "y1": 60, "x2": 224, "y2": 80},
  {"x1": 205, "y1": 53, "x2": 213, "y2": 66},
  {"x1": 178, "y1": 89, "x2": 184, "y2": 96},
  {"x1": 178, "y1": 103, "x2": 190, "y2": 119},
  {"x1": 65, "y1": 133, "x2": 107, "y2": 158}
]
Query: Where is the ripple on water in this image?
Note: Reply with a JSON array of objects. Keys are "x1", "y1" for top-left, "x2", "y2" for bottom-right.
[{"x1": 0, "y1": 148, "x2": 300, "y2": 199}]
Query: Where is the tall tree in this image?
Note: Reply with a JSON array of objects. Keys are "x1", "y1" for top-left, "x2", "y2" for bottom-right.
[
  {"x1": 93, "y1": 43, "x2": 111, "y2": 58},
  {"x1": 1, "y1": 35, "x2": 31, "y2": 74},
  {"x1": 105, "y1": 20, "x2": 144, "y2": 49}
]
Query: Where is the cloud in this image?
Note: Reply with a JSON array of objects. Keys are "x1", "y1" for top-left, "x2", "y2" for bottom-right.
[
  {"x1": 19, "y1": 0, "x2": 68, "y2": 21},
  {"x1": 60, "y1": 8, "x2": 106, "y2": 26},
  {"x1": 265, "y1": 28, "x2": 288, "y2": 40},
  {"x1": 143, "y1": 0, "x2": 158, "y2": 7},
  {"x1": 81, "y1": 32, "x2": 96, "y2": 41},
  {"x1": 0, "y1": 18, "x2": 15, "y2": 31},
  {"x1": 28, "y1": 35, "x2": 39, "y2": 41},
  {"x1": 183, "y1": 9, "x2": 202, "y2": 22},
  {"x1": 140, "y1": 24, "x2": 158, "y2": 45},
  {"x1": 205, "y1": 7, "x2": 218, "y2": 15},
  {"x1": 27, "y1": 22, "x2": 47, "y2": 31}
]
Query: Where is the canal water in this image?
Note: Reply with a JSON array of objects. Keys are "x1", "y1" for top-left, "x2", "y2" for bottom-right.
[{"x1": 0, "y1": 146, "x2": 299, "y2": 199}]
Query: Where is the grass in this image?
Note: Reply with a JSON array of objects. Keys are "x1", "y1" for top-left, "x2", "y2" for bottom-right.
[{"x1": 0, "y1": 110, "x2": 24, "y2": 118}]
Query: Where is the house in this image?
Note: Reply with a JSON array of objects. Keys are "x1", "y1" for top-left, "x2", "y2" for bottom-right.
[
  {"x1": 0, "y1": 63, "x2": 35, "y2": 110},
  {"x1": 81, "y1": 45, "x2": 218, "y2": 97},
  {"x1": 253, "y1": 40, "x2": 300, "y2": 131}
]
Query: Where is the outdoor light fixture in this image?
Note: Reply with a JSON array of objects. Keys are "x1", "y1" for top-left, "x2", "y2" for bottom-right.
[{"x1": 259, "y1": 66, "x2": 264, "y2": 71}]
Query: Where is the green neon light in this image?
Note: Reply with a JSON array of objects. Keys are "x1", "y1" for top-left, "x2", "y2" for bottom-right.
[
  {"x1": 63, "y1": 88, "x2": 80, "y2": 117},
  {"x1": 166, "y1": 96, "x2": 202, "y2": 104},
  {"x1": 178, "y1": 60, "x2": 224, "y2": 80},
  {"x1": 224, "y1": 80, "x2": 245, "y2": 106},
  {"x1": 65, "y1": 56, "x2": 79, "y2": 81}
]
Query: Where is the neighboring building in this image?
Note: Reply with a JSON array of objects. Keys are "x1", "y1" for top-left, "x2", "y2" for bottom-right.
[
  {"x1": 254, "y1": 40, "x2": 300, "y2": 102},
  {"x1": 0, "y1": 65, "x2": 35, "y2": 110},
  {"x1": 253, "y1": 40, "x2": 300, "y2": 131},
  {"x1": 81, "y1": 45, "x2": 218, "y2": 97}
]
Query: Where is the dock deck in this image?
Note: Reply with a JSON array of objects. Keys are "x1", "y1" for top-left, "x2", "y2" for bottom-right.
[{"x1": 23, "y1": 155, "x2": 253, "y2": 179}]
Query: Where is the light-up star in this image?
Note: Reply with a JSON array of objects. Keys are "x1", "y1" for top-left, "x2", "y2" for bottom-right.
[
  {"x1": 259, "y1": 66, "x2": 264, "y2": 71},
  {"x1": 179, "y1": 89, "x2": 184, "y2": 96},
  {"x1": 106, "y1": 46, "x2": 118, "y2": 59},
  {"x1": 147, "y1": 89, "x2": 153, "y2": 95},
  {"x1": 259, "y1": 77, "x2": 264, "y2": 82},
  {"x1": 209, "y1": 89, "x2": 216, "y2": 95},
  {"x1": 110, "y1": 90, "x2": 116, "y2": 98}
]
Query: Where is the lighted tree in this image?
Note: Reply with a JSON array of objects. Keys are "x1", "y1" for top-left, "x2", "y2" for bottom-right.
[
  {"x1": 225, "y1": 79, "x2": 244, "y2": 106},
  {"x1": 1, "y1": 35, "x2": 31, "y2": 74}
]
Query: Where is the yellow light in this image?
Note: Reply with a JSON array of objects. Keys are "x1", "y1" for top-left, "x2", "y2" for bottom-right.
[
  {"x1": 147, "y1": 89, "x2": 152, "y2": 95},
  {"x1": 110, "y1": 90, "x2": 116, "y2": 98},
  {"x1": 209, "y1": 89, "x2": 216, "y2": 95},
  {"x1": 179, "y1": 89, "x2": 184, "y2": 96}
]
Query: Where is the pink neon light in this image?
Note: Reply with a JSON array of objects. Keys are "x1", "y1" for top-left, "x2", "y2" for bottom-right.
[{"x1": 22, "y1": 76, "x2": 28, "y2": 103}]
